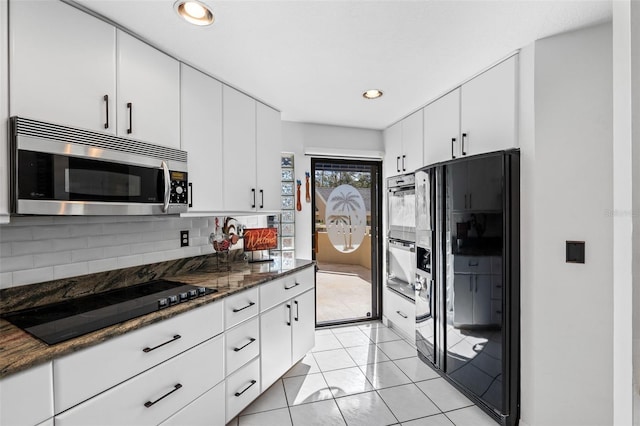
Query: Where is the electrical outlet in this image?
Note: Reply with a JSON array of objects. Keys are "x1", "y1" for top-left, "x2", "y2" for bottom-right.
[{"x1": 180, "y1": 230, "x2": 189, "y2": 247}]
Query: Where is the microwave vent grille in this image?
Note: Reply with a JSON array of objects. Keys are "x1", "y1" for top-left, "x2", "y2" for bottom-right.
[{"x1": 12, "y1": 117, "x2": 187, "y2": 163}]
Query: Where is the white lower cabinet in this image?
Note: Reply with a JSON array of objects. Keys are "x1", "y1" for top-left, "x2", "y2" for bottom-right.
[
  {"x1": 0, "y1": 361, "x2": 53, "y2": 426},
  {"x1": 225, "y1": 357, "x2": 261, "y2": 423},
  {"x1": 55, "y1": 335, "x2": 224, "y2": 426},
  {"x1": 383, "y1": 289, "x2": 416, "y2": 343},
  {"x1": 261, "y1": 288, "x2": 315, "y2": 391},
  {"x1": 159, "y1": 381, "x2": 225, "y2": 426},
  {"x1": 53, "y1": 301, "x2": 224, "y2": 413}
]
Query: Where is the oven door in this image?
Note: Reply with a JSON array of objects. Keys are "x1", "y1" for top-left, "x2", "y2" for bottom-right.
[
  {"x1": 386, "y1": 239, "x2": 416, "y2": 299},
  {"x1": 388, "y1": 186, "x2": 416, "y2": 241}
]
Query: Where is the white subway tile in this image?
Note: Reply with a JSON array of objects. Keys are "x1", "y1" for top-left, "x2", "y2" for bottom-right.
[
  {"x1": 116, "y1": 233, "x2": 142, "y2": 245},
  {"x1": 71, "y1": 247, "x2": 104, "y2": 263},
  {"x1": 182, "y1": 246, "x2": 202, "y2": 257},
  {"x1": 53, "y1": 263, "x2": 89, "y2": 280},
  {"x1": 88, "y1": 235, "x2": 119, "y2": 248},
  {"x1": 189, "y1": 227, "x2": 201, "y2": 237},
  {"x1": 141, "y1": 230, "x2": 175, "y2": 243},
  {"x1": 0, "y1": 272, "x2": 13, "y2": 289},
  {"x1": 13, "y1": 267, "x2": 54, "y2": 286},
  {"x1": 104, "y1": 245, "x2": 131, "y2": 258},
  {"x1": 35, "y1": 226, "x2": 71, "y2": 240},
  {"x1": 191, "y1": 218, "x2": 209, "y2": 229},
  {"x1": 117, "y1": 254, "x2": 147, "y2": 269},
  {"x1": 201, "y1": 245, "x2": 215, "y2": 255},
  {"x1": 130, "y1": 240, "x2": 176, "y2": 255},
  {"x1": 86, "y1": 216, "x2": 121, "y2": 224},
  {"x1": 52, "y1": 216, "x2": 88, "y2": 225},
  {"x1": 104, "y1": 221, "x2": 153, "y2": 235},
  {"x1": 0, "y1": 227, "x2": 33, "y2": 243},
  {"x1": 0, "y1": 242, "x2": 12, "y2": 257},
  {"x1": 12, "y1": 217, "x2": 55, "y2": 226},
  {"x1": 192, "y1": 236, "x2": 209, "y2": 247},
  {"x1": 69, "y1": 224, "x2": 103, "y2": 237},
  {"x1": 12, "y1": 239, "x2": 55, "y2": 256},
  {"x1": 88, "y1": 258, "x2": 118, "y2": 274},
  {"x1": 0, "y1": 255, "x2": 34, "y2": 272},
  {"x1": 53, "y1": 237, "x2": 88, "y2": 251},
  {"x1": 34, "y1": 251, "x2": 73, "y2": 268}
]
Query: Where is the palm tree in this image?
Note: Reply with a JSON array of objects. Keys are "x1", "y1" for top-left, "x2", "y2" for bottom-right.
[
  {"x1": 329, "y1": 190, "x2": 362, "y2": 249},
  {"x1": 326, "y1": 214, "x2": 350, "y2": 251}
]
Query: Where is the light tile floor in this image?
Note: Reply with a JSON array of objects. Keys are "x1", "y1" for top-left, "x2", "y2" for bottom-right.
[{"x1": 227, "y1": 322, "x2": 497, "y2": 426}]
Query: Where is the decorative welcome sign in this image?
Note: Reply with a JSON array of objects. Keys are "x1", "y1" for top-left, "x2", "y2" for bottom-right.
[{"x1": 243, "y1": 228, "x2": 278, "y2": 252}]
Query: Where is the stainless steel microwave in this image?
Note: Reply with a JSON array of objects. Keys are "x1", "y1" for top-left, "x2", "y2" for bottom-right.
[{"x1": 10, "y1": 117, "x2": 189, "y2": 216}]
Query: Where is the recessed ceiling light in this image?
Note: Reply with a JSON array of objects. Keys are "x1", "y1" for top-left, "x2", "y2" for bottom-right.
[
  {"x1": 175, "y1": 1, "x2": 214, "y2": 26},
  {"x1": 363, "y1": 89, "x2": 383, "y2": 100}
]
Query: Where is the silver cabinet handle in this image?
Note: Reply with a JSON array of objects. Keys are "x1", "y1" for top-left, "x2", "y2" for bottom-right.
[
  {"x1": 396, "y1": 310, "x2": 408, "y2": 319},
  {"x1": 161, "y1": 160, "x2": 170, "y2": 213}
]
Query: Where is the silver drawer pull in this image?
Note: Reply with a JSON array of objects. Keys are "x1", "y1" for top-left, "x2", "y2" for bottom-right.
[
  {"x1": 143, "y1": 334, "x2": 181, "y2": 353},
  {"x1": 235, "y1": 380, "x2": 257, "y2": 397},
  {"x1": 396, "y1": 310, "x2": 408, "y2": 319},
  {"x1": 234, "y1": 338, "x2": 256, "y2": 352},
  {"x1": 232, "y1": 302, "x2": 256, "y2": 313},
  {"x1": 284, "y1": 282, "x2": 300, "y2": 290},
  {"x1": 144, "y1": 384, "x2": 182, "y2": 408}
]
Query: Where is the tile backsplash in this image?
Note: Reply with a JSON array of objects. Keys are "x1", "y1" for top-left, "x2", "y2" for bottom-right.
[{"x1": 0, "y1": 216, "x2": 216, "y2": 289}]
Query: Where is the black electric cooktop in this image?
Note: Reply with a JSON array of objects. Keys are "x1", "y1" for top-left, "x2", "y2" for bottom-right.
[{"x1": 1, "y1": 280, "x2": 217, "y2": 345}]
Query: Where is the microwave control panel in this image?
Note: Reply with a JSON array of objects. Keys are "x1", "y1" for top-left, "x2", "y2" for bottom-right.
[{"x1": 170, "y1": 171, "x2": 188, "y2": 205}]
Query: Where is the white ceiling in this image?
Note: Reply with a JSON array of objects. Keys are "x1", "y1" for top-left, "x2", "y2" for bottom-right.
[{"x1": 74, "y1": 0, "x2": 612, "y2": 130}]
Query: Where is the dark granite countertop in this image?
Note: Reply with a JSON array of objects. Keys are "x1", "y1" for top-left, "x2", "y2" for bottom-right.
[{"x1": 0, "y1": 259, "x2": 314, "y2": 379}]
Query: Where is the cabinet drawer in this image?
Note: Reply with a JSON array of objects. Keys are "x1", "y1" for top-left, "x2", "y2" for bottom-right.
[
  {"x1": 226, "y1": 357, "x2": 261, "y2": 422},
  {"x1": 225, "y1": 287, "x2": 259, "y2": 329},
  {"x1": 453, "y1": 256, "x2": 492, "y2": 274},
  {"x1": 54, "y1": 301, "x2": 223, "y2": 413},
  {"x1": 159, "y1": 380, "x2": 225, "y2": 426},
  {"x1": 226, "y1": 316, "x2": 260, "y2": 376},
  {"x1": 0, "y1": 361, "x2": 53, "y2": 426},
  {"x1": 55, "y1": 335, "x2": 224, "y2": 426},
  {"x1": 384, "y1": 290, "x2": 415, "y2": 343},
  {"x1": 260, "y1": 267, "x2": 314, "y2": 312}
]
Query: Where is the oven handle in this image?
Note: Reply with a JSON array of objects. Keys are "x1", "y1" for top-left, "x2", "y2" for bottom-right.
[
  {"x1": 388, "y1": 239, "x2": 415, "y2": 252},
  {"x1": 162, "y1": 160, "x2": 171, "y2": 213}
]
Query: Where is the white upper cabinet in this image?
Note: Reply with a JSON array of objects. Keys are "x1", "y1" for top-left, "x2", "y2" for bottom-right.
[
  {"x1": 9, "y1": 0, "x2": 116, "y2": 133},
  {"x1": 401, "y1": 110, "x2": 424, "y2": 173},
  {"x1": 117, "y1": 31, "x2": 181, "y2": 148},
  {"x1": 460, "y1": 55, "x2": 517, "y2": 156},
  {"x1": 223, "y1": 86, "x2": 281, "y2": 212},
  {"x1": 256, "y1": 102, "x2": 283, "y2": 212},
  {"x1": 384, "y1": 122, "x2": 402, "y2": 177},
  {"x1": 384, "y1": 110, "x2": 424, "y2": 177},
  {"x1": 424, "y1": 88, "x2": 461, "y2": 165},
  {"x1": 180, "y1": 64, "x2": 223, "y2": 212},
  {"x1": 223, "y1": 86, "x2": 257, "y2": 212}
]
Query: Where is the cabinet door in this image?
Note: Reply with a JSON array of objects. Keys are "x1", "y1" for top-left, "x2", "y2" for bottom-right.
[
  {"x1": 117, "y1": 31, "x2": 180, "y2": 148},
  {"x1": 452, "y1": 274, "x2": 473, "y2": 326},
  {"x1": 473, "y1": 275, "x2": 493, "y2": 325},
  {"x1": 10, "y1": 0, "x2": 116, "y2": 133},
  {"x1": 424, "y1": 88, "x2": 461, "y2": 165},
  {"x1": 223, "y1": 85, "x2": 257, "y2": 211},
  {"x1": 260, "y1": 302, "x2": 292, "y2": 390},
  {"x1": 180, "y1": 64, "x2": 223, "y2": 212},
  {"x1": 0, "y1": 361, "x2": 53, "y2": 426},
  {"x1": 0, "y1": 0, "x2": 8, "y2": 221},
  {"x1": 461, "y1": 55, "x2": 517, "y2": 156},
  {"x1": 256, "y1": 102, "x2": 282, "y2": 211},
  {"x1": 384, "y1": 122, "x2": 402, "y2": 177},
  {"x1": 401, "y1": 109, "x2": 424, "y2": 173},
  {"x1": 292, "y1": 289, "x2": 316, "y2": 363},
  {"x1": 159, "y1": 381, "x2": 224, "y2": 426}
]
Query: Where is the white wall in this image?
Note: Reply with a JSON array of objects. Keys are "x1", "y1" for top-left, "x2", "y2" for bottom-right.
[
  {"x1": 520, "y1": 23, "x2": 613, "y2": 426},
  {"x1": 281, "y1": 121, "x2": 383, "y2": 259},
  {"x1": 0, "y1": 216, "x2": 216, "y2": 289}
]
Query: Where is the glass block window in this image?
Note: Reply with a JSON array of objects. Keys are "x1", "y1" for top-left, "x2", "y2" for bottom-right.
[{"x1": 270, "y1": 153, "x2": 296, "y2": 268}]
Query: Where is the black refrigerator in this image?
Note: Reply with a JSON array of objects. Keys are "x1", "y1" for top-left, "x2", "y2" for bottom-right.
[{"x1": 415, "y1": 150, "x2": 520, "y2": 426}]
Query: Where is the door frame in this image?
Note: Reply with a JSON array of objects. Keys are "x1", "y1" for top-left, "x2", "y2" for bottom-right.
[{"x1": 310, "y1": 157, "x2": 383, "y2": 327}]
